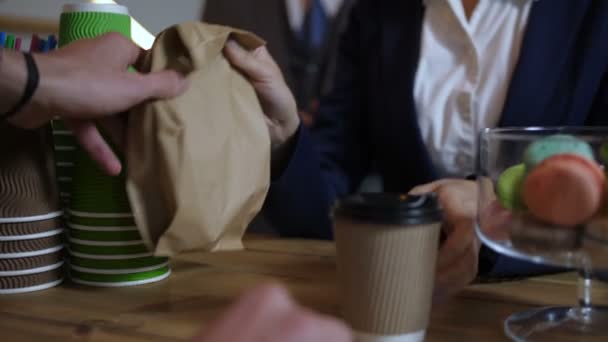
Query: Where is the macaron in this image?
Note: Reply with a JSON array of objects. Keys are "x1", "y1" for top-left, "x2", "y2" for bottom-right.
[
  {"x1": 496, "y1": 163, "x2": 526, "y2": 210},
  {"x1": 523, "y1": 134, "x2": 594, "y2": 169},
  {"x1": 523, "y1": 153, "x2": 605, "y2": 226},
  {"x1": 600, "y1": 142, "x2": 608, "y2": 165}
]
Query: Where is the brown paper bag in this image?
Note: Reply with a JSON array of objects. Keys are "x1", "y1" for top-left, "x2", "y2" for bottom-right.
[{"x1": 126, "y1": 22, "x2": 270, "y2": 256}]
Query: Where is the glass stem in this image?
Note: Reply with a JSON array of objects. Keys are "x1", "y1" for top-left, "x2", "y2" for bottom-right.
[{"x1": 577, "y1": 270, "x2": 608, "y2": 310}]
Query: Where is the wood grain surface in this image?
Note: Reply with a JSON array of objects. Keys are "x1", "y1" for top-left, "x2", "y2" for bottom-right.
[{"x1": 0, "y1": 235, "x2": 600, "y2": 341}]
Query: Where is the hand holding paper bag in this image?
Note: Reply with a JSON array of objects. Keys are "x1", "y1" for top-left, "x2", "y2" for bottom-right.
[{"x1": 127, "y1": 22, "x2": 270, "y2": 256}]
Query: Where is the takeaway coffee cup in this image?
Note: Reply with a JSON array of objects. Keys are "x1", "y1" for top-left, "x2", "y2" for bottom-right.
[{"x1": 333, "y1": 193, "x2": 443, "y2": 342}]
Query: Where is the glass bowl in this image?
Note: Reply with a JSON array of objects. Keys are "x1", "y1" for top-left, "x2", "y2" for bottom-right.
[{"x1": 477, "y1": 127, "x2": 608, "y2": 341}]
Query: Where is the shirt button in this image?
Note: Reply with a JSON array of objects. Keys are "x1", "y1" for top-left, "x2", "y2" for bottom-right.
[
  {"x1": 455, "y1": 153, "x2": 473, "y2": 168},
  {"x1": 457, "y1": 92, "x2": 472, "y2": 120},
  {"x1": 468, "y1": 64, "x2": 479, "y2": 81}
]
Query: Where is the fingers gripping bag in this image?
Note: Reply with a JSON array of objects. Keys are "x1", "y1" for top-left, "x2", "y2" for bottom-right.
[{"x1": 126, "y1": 22, "x2": 270, "y2": 256}]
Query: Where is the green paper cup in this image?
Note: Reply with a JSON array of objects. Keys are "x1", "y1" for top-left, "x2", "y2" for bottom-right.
[
  {"x1": 60, "y1": 3, "x2": 131, "y2": 46},
  {"x1": 51, "y1": 120, "x2": 68, "y2": 131},
  {"x1": 68, "y1": 241, "x2": 149, "y2": 255},
  {"x1": 70, "y1": 261, "x2": 169, "y2": 275},
  {"x1": 53, "y1": 145, "x2": 76, "y2": 153},
  {"x1": 70, "y1": 255, "x2": 168, "y2": 270},
  {"x1": 51, "y1": 121, "x2": 76, "y2": 171},
  {"x1": 52, "y1": 133, "x2": 76, "y2": 147},
  {"x1": 68, "y1": 229, "x2": 142, "y2": 242},
  {"x1": 71, "y1": 265, "x2": 169, "y2": 281},
  {"x1": 70, "y1": 265, "x2": 170, "y2": 287},
  {"x1": 67, "y1": 222, "x2": 137, "y2": 231},
  {"x1": 69, "y1": 250, "x2": 154, "y2": 260},
  {"x1": 69, "y1": 147, "x2": 131, "y2": 214},
  {"x1": 58, "y1": 3, "x2": 132, "y2": 215},
  {"x1": 55, "y1": 165, "x2": 74, "y2": 179},
  {"x1": 70, "y1": 266, "x2": 169, "y2": 282},
  {"x1": 69, "y1": 214, "x2": 135, "y2": 227},
  {"x1": 53, "y1": 150, "x2": 75, "y2": 163}
]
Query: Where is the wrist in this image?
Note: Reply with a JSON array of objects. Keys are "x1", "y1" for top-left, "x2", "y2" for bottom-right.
[
  {"x1": 283, "y1": 117, "x2": 300, "y2": 145},
  {"x1": 271, "y1": 122, "x2": 300, "y2": 179},
  {"x1": 4, "y1": 53, "x2": 57, "y2": 128}
]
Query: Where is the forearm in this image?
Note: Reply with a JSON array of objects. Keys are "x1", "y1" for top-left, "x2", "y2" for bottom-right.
[{"x1": 0, "y1": 48, "x2": 28, "y2": 114}]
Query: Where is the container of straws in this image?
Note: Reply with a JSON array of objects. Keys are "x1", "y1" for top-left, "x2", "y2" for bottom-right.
[{"x1": 57, "y1": 2, "x2": 170, "y2": 287}]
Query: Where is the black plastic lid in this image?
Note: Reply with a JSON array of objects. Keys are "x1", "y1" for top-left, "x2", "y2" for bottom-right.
[{"x1": 333, "y1": 193, "x2": 443, "y2": 226}]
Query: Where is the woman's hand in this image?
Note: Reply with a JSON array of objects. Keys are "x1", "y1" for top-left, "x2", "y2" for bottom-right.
[
  {"x1": 223, "y1": 41, "x2": 300, "y2": 151},
  {"x1": 410, "y1": 179, "x2": 480, "y2": 300}
]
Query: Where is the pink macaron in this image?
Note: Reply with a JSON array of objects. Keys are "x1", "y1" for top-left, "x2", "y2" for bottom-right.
[{"x1": 523, "y1": 153, "x2": 605, "y2": 226}]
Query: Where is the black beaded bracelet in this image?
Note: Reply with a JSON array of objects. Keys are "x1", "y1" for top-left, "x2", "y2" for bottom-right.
[{"x1": 1, "y1": 52, "x2": 40, "y2": 120}]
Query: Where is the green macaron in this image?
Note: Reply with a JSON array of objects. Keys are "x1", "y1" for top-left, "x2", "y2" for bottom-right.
[
  {"x1": 600, "y1": 142, "x2": 608, "y2": 165},
  {"x1": 497, "y1": 163, "x2": 527, "y2": 210}
]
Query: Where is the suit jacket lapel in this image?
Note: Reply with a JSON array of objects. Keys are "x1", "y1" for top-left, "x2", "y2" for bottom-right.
[{"x1": 499, "y1": 0, "x2": 592, "y2": 126}]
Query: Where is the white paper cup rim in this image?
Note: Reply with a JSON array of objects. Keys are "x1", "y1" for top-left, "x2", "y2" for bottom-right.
[
  {"x1": 0, "y1": 229, "x2": 64, "y2": 242},
  {"x1": 0, "y1": 261, "x2": 64, "y2": 277},
  {"x1": 0, "y1": 211, "x2": 63, "y2": 224},
  {"x1": 0, "y1": 245, "x2": 64, "y2": 259},
  {"x1": 0, "y1": 278, "x2": 63, "y2": 295},
  {"x1": 62, "y1": 3, "x2": 129, "y2": 15}
]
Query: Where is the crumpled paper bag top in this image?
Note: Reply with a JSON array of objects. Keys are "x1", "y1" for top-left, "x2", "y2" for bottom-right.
[{"x1": 126, "y1": 21, "x2": 270, "y2": 256}]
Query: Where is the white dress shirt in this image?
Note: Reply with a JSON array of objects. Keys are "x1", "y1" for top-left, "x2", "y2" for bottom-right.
[
  {"x1": 285, "y1": 0, "x2": 344, "y2": 32},
  {"x1": 414, "y1": 0, "x2": 534, "y2": 177}
]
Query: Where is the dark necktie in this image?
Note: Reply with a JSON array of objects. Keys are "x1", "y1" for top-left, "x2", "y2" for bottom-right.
[{"x1": 298, "y1": 0, "x2": 328, "y2": 51}]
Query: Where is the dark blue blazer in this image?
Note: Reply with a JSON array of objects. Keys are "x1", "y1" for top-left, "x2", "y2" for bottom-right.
[{"x1": 264, "y1": 0, "x2": 608, "y2": 277}]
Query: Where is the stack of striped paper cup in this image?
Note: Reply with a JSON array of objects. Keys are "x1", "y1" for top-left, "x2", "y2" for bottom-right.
[
  {"x1": 59, "y1": 3, "x2": 170, "y2": 287},
  {"x1": 0, "y1": 123, "x2": 65, "y2": 294}
]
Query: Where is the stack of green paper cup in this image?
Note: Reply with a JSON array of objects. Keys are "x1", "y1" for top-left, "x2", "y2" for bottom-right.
[
  {"x1": 53, "y1": 2, "x2": 133, "y2": 208},
  {"x1": 68, "y1": 147, "x2": 170, "y2": 287},
  {"x1": 58, "y1": 3, "x2": 170, "y2": 287},
  {"x1": 51, "y1": 119, "x2": 76, "y2": 208}
]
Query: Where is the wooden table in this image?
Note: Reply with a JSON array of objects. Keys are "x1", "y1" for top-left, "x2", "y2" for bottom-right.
[{"x1": 0, "y1": 236, "x2": 601, "y2": 341}]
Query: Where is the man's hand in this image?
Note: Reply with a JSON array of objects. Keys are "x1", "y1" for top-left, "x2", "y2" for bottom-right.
[
  {"x1": 7, "y1": 33, "x2": 188, "y2": 175},
  {"x1": 192, "y1": 283, "x2": 352, "y2": 342},
  {"x1": 410, "y1": 179, "x2": 480, "y2": 300},
  {"x1": 223, "y1": 41, "x2": 300, "y2": 151}
]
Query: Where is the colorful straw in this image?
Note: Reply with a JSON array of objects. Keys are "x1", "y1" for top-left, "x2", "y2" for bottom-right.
[
  {"x1": 5, "y1": 35, "x2": 15, "y2": 49},
  {"x1": 40, "y1": 39, "x2": 49, "y2": 53},
  {"x1": 47, "y1": 35, "x2": 57, "y2": 50},
  {"x1": 30, "y1": 35, "x2": 41, "y2": 53}
]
